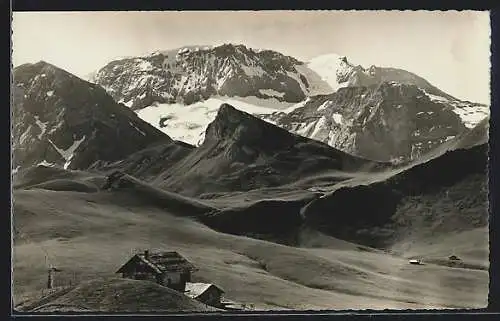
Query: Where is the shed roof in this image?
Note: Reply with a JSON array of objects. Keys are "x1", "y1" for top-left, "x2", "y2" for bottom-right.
[
  {"x1": 185, "y1": 282, "x2": 224, "y2": 299},
  {"x1": 116, "y1": 251, "x2": 197, "y2": 274}
]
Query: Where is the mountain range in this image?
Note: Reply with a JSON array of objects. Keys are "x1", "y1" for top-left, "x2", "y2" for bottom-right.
[
  {"x1": 89, "y1": 43, "x2": 489, "y2": 162},
  {"x1": 12, "y1": 57, "x2": 489, "y2": 242},
  {"x1": 11, "y1": 43, "x2": 490, "y2": 311}
]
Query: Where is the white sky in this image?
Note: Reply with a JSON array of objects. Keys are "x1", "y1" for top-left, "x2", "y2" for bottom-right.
[{"x1": 12, "y1": 10, "x2": 491, "y2": 104}]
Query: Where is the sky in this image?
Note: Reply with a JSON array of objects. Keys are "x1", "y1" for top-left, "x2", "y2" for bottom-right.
[{"x1": 12, "y1": 10, "x2": 491, "y2": 104}]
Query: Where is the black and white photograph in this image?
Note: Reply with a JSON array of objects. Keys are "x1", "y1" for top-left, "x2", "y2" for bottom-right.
[{"x1": 11, "y1": 10, "x2": 491, "y2": 312}]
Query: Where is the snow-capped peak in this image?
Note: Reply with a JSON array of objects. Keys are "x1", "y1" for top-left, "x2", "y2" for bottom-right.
[
  {"x1": 306, "y1": 53, "x2": 354, "y2": 92},
  {"x1": 92, "y1": 43, "x2": 307, "y2": 109}
]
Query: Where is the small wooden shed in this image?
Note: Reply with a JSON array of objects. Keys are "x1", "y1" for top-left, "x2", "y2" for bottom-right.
[
  {"x1": 185, "y1": 282, "x2": 225, "y2": 307},
  {"x1": 116, "y1": 250, "x2": 197, "y2": 292}
]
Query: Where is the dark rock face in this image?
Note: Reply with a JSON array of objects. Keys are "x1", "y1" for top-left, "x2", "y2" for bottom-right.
[
  {"x1": 91, "y1": 44, "x2": 307, "y2": 109},
  {"x1": 152, "y1": 103, "x2": 389, "y2": 196},
  {"x1": 262, "y1": 82, "x2": 484, "y2": 162},
  {"x1": 301, "y1": 143, "x2": 489, "y2": 248},
  {"x1": 12, "y1": 61, "x2": 170, "y2": 171}
]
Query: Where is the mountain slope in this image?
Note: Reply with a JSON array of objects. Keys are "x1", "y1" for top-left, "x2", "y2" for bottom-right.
[
  {"x1": 91, "y1": 45, "x2": 465, "y2": 111},
  {"x1": 301, "y1": 143, "x2": 489, "y2": 251},
  {"x1": 262, "y1": 82, "x2": 488, "y2": 162},
  {"x1": 90, "y1": 44, "x2": 488, "y2": 163},
  {"x1": 152, "y1": 103, "x2": 389, "y2": 196},
  {"x1": 12, "y1": 61, "x2": 192, "y2": 174},
  {"x1": 92, "y1": 44, "x2": 308, "y2": 109}
]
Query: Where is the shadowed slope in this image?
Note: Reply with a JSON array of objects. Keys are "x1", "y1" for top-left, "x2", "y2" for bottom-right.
[
  {"x1": 12, "y1": 61, "x2": 191, "y2": 174},
  {"x1": 302, "y1": 143, "x2": 488, "y2": 249},
  {"x1": 154, "y1": 103, "x2": 389, "y2": 196}
]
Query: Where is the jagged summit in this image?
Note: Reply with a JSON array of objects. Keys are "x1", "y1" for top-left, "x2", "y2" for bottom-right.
[
  {"x1": 153, "y1": 102, "x2": 387, "y2": 195},
  {"x1": 92, "y1": 43, "x2": 307, "y2": 109},
  {"x1": 15, "y1": 61, "x2": 82, "y2": 86},
  {"x1": 203, "y1": 103, "x2": 298, "y2": 149},
  {"x1": 91, "y1": 43, "x2": 474, "y2": 112},
  {"x1": 306, "y1": 54, "x2": 455, "y2": 100}
]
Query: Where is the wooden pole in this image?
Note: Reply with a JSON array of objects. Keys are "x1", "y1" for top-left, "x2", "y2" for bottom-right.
[{"x1": 47, "y1": 269, "x2": 54, "y2": 289}]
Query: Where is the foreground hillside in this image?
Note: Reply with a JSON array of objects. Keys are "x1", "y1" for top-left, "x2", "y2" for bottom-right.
[
  {"x1": 15, "y1": 278, "x2": 219, "y2": 313},
  {"x1": 13, "y1": 184, "x2": 488, "y2": 311}
]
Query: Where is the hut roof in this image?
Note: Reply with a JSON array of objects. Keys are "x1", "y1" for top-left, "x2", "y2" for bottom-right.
[
  {"x1": 116, "y1": 251, "x2": 197, "y2": 274},
  {"x1": 185, "y1": 282, "x2": 224, "y2": 299}
]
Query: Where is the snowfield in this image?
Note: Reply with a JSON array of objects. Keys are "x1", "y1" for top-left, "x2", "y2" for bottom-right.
[
  {"x1": 306, "y1": 54, "x2": 351, "y2": 92},
  {"x1": 259, "y1": 88, "x2": 286, "y2": 98},
  {"x1": 450, "y1": 105, "x2": 490, "y2": 129},
  {"x1": 137, "y1": 97, "x2": 301, "y2": 145},
  {"x1": 422, "y1": 89, "x2": 490, "y2": 129}
]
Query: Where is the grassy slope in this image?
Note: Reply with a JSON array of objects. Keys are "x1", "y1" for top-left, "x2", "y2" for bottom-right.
[
  {"x1": 13, "y1": 165, "x2": 106, "y2": 190},
  {"x1": 301, "y1": 144, "x2": 488, "y2": 248},
  {"x1": 17, "y1": 278, "x2": 219, "y2": 313},
  {"x1": 13, "y1": 188, "x2": 488, "y2": 311}
]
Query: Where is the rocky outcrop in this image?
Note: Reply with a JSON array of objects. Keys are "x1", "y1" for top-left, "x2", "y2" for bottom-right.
[
  {"x1": 262, "y1": 82, "x2": 488, "y2": 162},
  {"x1": 91, "y1": 44, "x2": 308, "y2": 109}
]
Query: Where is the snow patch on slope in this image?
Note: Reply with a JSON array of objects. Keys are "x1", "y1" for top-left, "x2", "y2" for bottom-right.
[
  {"x1": 279, "y1": 98, "x2": 310, "y2": 114},
  {"x1": 310, "y1": 116, "x2": 327, "y2": 138},
  {"x1": 241, "y1": 65, "x2": 266, "y2": 77},
  {"x1": 451, "y1": 105, "x2": 490, "y2": 129},
  {"x1": 332, "y1": 113, "x2": 343, "y2": 125},
  {"x1": 259, "y1": 88, "x2": 286, "y2": 98},
  {"x1": 317, "y1": 101, "x2": 331, "y2": 111},
  {"x1": 19, "y1": 125, "x2": 32, "y2": 145},
  {"x1": 129, "y1": 121, "x2": 146, "y2": 136},
  {"x1": 295, "y1": 121, "x2": 316, "y2": 136},
  {"x1": 294, "y1": 64, "x2": 335, "y2": 96},
  {"x1": 48, "y1": 135, "x2": 86, "y2": 169},
  {"x1": 34, "y1": 116, "x2": 48, "y2": 140},
  {"x1": 37, "y1": 160, "x2": 56, "y2": 167},
  {"x1": 422, "y1": 89, "x2": 490, "y2": 129},
  {"x1": 422, "y1": 90, "x2": 448, "y2": 102}
]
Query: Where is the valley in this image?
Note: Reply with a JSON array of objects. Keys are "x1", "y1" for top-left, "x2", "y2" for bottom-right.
[{"x1": 12, "y1": 186, "x2": 488, "y2": 311}]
